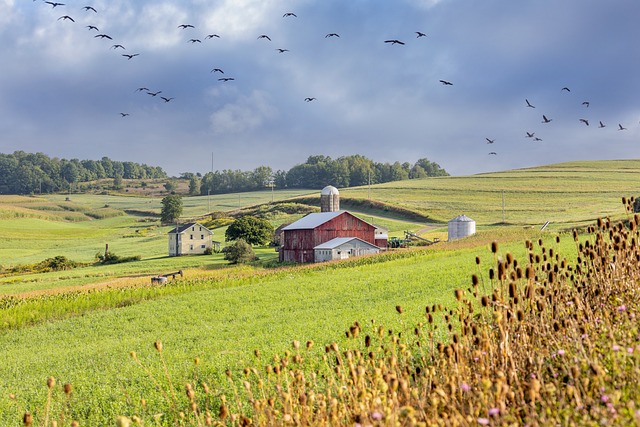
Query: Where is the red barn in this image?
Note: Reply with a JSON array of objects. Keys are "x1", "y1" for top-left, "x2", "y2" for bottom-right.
[{"x1": 279, "y1": 211, "x2": 378, "y2": 263}]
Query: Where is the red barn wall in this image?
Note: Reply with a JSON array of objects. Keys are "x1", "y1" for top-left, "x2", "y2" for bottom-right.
[{"x1": 280, "y1": 212, "x2": 376, "y2": 263}]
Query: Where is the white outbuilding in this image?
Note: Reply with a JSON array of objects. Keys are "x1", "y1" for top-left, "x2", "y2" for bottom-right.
[
  {"x1": 313, "y1": 237, "x2": 380, "y2": 262},
  {"x1": 448, "y1": 215, "x2": 476, "y2": 241}
]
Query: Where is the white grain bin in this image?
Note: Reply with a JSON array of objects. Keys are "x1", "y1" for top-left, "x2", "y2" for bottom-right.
[{"x1": 448, "y1": 215, "x2": 476, "y2": 241}]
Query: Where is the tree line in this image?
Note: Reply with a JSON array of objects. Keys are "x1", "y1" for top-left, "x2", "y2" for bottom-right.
[
  {"x1": 198, "y1": 155, "x2": 448, "y2": 195},
  {"x1": 0, "y1": 151, "x2": 166, "y2": 194}
]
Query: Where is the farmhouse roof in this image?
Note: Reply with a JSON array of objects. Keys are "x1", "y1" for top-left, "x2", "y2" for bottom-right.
[
  {"x1": 314, "y1": 237, "x2": 379, "y2": 250},
  {"x1": 167, "y1": 223, "x2": 213, "y2": 234}
]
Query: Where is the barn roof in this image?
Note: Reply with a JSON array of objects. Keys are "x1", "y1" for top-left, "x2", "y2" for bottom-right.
[
  {"x1": 281, "y1": 211, "x2": 345, "y2": 230},
  {"x1": 314, "y1": 237, "x2": 379, "y2": 250}
]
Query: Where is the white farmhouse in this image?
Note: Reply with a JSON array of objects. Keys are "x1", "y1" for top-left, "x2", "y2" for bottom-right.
[{"x1": 168, "y1": 223, "x2": 214, "y2": 256}]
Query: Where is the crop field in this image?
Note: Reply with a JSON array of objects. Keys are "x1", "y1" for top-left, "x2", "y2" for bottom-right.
[{"x1": 0, "y1": 159, "x2": 638, "y2": 425}]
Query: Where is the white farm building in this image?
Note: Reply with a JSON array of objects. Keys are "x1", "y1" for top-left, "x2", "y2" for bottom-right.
[
  {"x1": 168, "y1": 223, "x2": 214, "y2": 256},
  {"x1": 313, "y1": 237, "x2": 380, "y2": 263}
]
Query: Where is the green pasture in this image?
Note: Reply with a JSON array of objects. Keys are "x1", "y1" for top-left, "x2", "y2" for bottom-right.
[
  {"x1": 1, "y1": 159, "x2": 631, "y2": 424},
  {"x1": 0, "y1": 228, "x2": 572, "y2": 425},
  {"x1": 341, "y1": 159, "x2": 640, "y2": 227}
]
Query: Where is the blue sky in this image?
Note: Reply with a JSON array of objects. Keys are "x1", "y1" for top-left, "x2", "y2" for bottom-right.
[{"x1": 1, "y1": 0, "x2": 638, "y2": 177}]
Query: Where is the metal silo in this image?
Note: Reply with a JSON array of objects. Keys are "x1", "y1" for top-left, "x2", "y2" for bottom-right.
[
  {"x1": 320, "y1": 185, "x2": 340, "y2": 212},
  {"x1": 448, "y1": 215, "x2": 476, "y2": 241}
]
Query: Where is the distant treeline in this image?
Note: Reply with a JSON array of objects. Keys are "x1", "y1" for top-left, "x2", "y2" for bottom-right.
[
  {"x1": 0, "y1": 151, "x2": 166, "y2": 194},
  {"x1": 198, "y1": 155, "x2": 448, "y2": 195}
]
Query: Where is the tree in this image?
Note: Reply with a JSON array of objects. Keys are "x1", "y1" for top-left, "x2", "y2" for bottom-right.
[
  {"x1": 225, "y1": 216, "x2": 274, "y2": 246},
  {"x1": 222, "y1": 239, "x2": 256, "y2": 264},
  {"x1": 161, "y1": 194, "x2": 183, "y2": 224},
  {"x1": 113, "y1": 174, "x2": 123, "y2": 190},
  {"x1": 164, "y1": 181, "x2": 175, "y2": 192},
  {"x1": 188, "y1": 176, "x2": 200, "y2": 195}
]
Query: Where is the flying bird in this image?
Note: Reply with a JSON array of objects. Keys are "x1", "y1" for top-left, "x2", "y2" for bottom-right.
[
  {"x1": 45, "y1": 1, "x2": 65, "y2": 7},
  {"x1": 304, "y1": 97, "x2": 316, "y2": 102},
  {"x1": 618, "y1": 124, "x2": 627, "y2": 131},
  {"x1": 542, "y1": 115, "x2": 552, "y2": 123},
  {"x1": 111, "y1": 44, "x2": 125, "y2": 50},
  {"x1": 534, "y1": 137, "x2": 543, "y2": 141},
  {"x1": 561, "y1": 87, "x2": 571, "y2": 92},
  {"x1": 178, "y1": 24, "x2": 195, "y2": 29},
  {"x1": 58, "y1": 15, "x2": 75, "y2": 22},
  {"x1": 94, "y1": 34, "x2": 112, "y2": 39},
  {"x1": 325, "y1": 33, "x2": 340, "y2": 38},
  {"x1": 283, "y1": 12, "x2": 297, "y2": 17},
  {"x1": 160, "y1": 97, "x2": 174, "y2": 103},
  {"x1": 188, "y1": 39, "x2": 201, "y2": 43},
  {"x1": 218, "y1": 77, "x2": 235, "y2": 82},
  {"x1": 579, "y1": 119, "x2": 589, "y2": 126},
  {"x1": 135, "y1": 87, "x2": 150, "y2": 92},
  {"x1": 205, "y1": 34, "x2": 220, "y2": 39},
  {"x1": 257, "y1": 34, "x2": 271, "y2": 41},
  {"x1": 82, "y1": 6, "x2": 97, "y2": 12},
  {"x1": 526, "y1": 132, "x2": 535, "y2": 138},
  {"x1": 120, "y1": 113, "x2": 129, "y2": 117},
  {"x1": 488, "y1": 152, "x2": 497, "y2": 155},
  {"x1": 210, "y1": 68, "x2": 224, "y2": 73},
  {"x1": 276, "y1": 48, "x2": 289, "y2": 53},
  {"x1": 582, "y1": 101, "x2": 590, "y2": 107},
  {"x1": 525, "y1": 99, "x2": 535, "y2": 108},
  {"x1": 147, "y1": 91, "x2": 162, "y2": 96},
  {"x1": 416, "y1": 31, "x2": 427, "y2": 37},
  {"x1": 598, "y1": 121, "x2": 606, "y2": 128},
  {"x1": 122, "y1": 53, "x2": 139, "y2": 59},
  {"x1": 439, "y1": 80, "x2": 453, "y2": 86},
  {"x1": 384, "y1": 39, "x2": 405, "y2": 45},
  {"x1": 86, "y1": 25, "x2": 99, "y2": 31},
  {"x1": 485, "y1": 138, "x2": 495, "y2": 144}
]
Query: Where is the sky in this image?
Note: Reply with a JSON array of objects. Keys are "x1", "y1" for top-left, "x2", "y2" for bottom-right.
[{"x1": 1, "y1": 0, "x2": 639, "y2": 177}]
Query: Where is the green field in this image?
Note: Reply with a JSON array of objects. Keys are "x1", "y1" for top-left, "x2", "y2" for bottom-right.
[
  {"x1": 0, "y1": 159, "x2": 637, "y2": 425},
  {"x1": 341, "y1": 159, "x2": 640, "y2": 227}
]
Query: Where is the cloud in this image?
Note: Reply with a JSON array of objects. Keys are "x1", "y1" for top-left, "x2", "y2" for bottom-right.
[{"x1": 209, "y1": 90, "x2": 278, "y2": 134}]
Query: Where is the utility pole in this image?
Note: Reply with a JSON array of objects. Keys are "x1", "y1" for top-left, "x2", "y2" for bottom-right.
[
  {"x1": 368, "y1": 170, "x2": 371, "y2": 200},
  {"x1": 502, "y1": 190, "x2": 505, "y2": 223}
]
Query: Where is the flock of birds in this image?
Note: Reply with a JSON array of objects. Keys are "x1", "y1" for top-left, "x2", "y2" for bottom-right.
[
  {"x1": 32, "y1": 1, "x2": 439, "y2": 121},
  {"x1": 29, "y1": 1, "x2": 636, "y2": 164},
  {"x1": 482, "y1": 86, "x2": 633, "y2": 156}
]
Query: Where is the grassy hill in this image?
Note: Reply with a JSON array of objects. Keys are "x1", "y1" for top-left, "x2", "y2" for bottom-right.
[
  {"x1": 339, "y1": 159, "x2": 640, "y2": 227},
  {"x1": 0, "y1": 159, "x2": 638, "y2": 424}
]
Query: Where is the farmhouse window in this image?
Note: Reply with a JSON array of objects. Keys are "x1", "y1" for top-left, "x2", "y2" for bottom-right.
[
  {"x1": 192, "y1": 227, "x2": 195, "y2": 231},
  {"x1": 190, "y1": 234, "x2": 193, "y2": 240},
  {"x1": 199, "y1": 227, "x2": 202, "y2": 231},
  {"x1": 201, "y1": 234, "x2": 204, "y2": 239},
  {"x1": 190, "y1": 245, "x2": 193, "y2": 250},
  {"x1": 201, "y1": 245, "x2": 206, "y2": 249}
]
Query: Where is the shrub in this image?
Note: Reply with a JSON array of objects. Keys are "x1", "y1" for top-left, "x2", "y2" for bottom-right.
[
  {"x1": 95, "y1": 251, "x2": 141, "y2": 265},
  {"x1": 222, "y1": 239, "x2": 256, "y2": 264}
]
